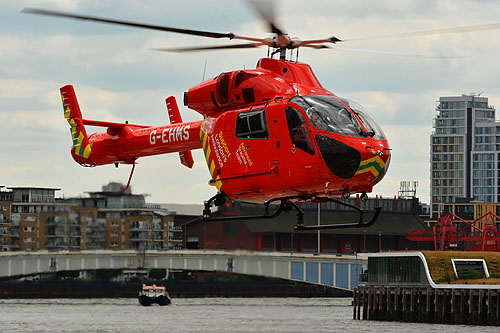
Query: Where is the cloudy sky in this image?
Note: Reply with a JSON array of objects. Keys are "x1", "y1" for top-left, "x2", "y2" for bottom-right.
[{"x1": 1, "y1": 0, "x2": 500, "y2": 204}]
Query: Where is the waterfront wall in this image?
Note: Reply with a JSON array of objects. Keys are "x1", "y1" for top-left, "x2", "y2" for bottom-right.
[
  {"x1": 354, "y1": 286, "x2": 500, "y2": 326},
  {"x1": 0, "y1": 280, "x2": 350, "y2": 298}
]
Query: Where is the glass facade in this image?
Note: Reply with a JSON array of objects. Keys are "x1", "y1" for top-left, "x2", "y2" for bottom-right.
[
  {"x1": 367, "y1": 256, "x2": 428, "y2": 284},
  {"x1": 430, "y1": 95, "x2": 497, "y2": 217}
]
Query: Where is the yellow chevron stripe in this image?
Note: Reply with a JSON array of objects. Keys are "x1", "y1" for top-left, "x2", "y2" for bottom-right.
[
  {"x1": 214, "y1": 176, "x2": 222, "y2": 191},
  {"x1": 356, "y1": 165, "x2": 380, "y2": 177},
  {"x1": 200, "y1": 118, "x2": 223, "y2": 193},
  {"x1": 203, "y1": 132, "x2": 208, "y2": 150},
  {"x1": 64, "y1": 106, "x2": 71, "y2": 121},
  {"x1": 77, "y1": 131, "x2": 84, "y2": 147},
  {"x1": 355, "y1": 155, "x2": 385, "y2": 177},
  {"x1": 83, "y1": 144, "x2": 91, "y2": 158},
  {"x1": 359, "y1": 155, "x2": 384, "y2": 167},
  {"x1": 210, "y1": 160, "x2": 216, "y2": 176},
  {"x1": 205, "y1": 145, "x2": 211, "y2": 165},
  {"x1": 74, "y1": 132, "x2": 84, "y2": 155}
]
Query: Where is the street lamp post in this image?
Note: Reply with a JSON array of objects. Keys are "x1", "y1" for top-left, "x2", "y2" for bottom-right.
[{"x1": 317, "y1": 203, "x2": 320, "y2": 253}]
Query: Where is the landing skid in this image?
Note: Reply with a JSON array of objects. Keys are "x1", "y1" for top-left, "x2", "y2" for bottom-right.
[
  {"x1": 202, "y1": 193, "x2": 301, "y2": 223},
  {"x1": 202, "y1": 193, "x2": 382, "y2": 231}
]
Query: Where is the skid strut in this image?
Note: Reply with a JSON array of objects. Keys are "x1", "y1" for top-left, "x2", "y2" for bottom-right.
[
  {"x1": 202, "y1": 193, "x2": 295, "y2": 222},
  {"x1": 201, "y1": 194, "x2": 381, "y2": 230},
  {"x1": 293, "y1": 197, "x2": 382, "y2": 231}
]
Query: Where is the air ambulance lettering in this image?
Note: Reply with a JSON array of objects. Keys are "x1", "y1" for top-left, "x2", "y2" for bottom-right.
[
  {"x1": 150, "y1": 130, "x2": 157, "y2": 145},
  {"x1": 213, "y1": 133, "x2": 229, "y2": 165},
  {"x1": 183, "y1": 125, "x2": 190, "y2": 140},
  {"x1": 149, "y1": 126, "x2": 191, "y2": 145},
  {"x1": 218, "y1": 131, "x2": 231, "y2": 158},
  {"x1": 211, "y1": 135, "x2": 224, "y2": 167},
  {"x1": 236, "y1": 143, "x2": 253, "y2": 166}
]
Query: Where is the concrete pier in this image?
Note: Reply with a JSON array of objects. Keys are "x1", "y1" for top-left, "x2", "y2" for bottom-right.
[{"x1": 353, "y1": 252, "x2": 500, "y2": 326}]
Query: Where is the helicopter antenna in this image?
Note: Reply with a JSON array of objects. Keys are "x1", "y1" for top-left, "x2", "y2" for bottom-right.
[{"x1": 202, "y1": 60, "x2": 207, "y2": 82}]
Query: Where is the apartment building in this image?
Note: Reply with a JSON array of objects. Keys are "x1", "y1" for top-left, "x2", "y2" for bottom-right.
[
  {"x1": 0, "y1": 183, "x2": 178, "y2": 251},
  {"x1": 430, "y1": 94, "x2": 497, "y2": 217}
]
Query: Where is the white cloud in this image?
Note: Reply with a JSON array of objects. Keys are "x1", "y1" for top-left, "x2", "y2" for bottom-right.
[{"x1": 2, "y1": 0, "x2": 500, "y2": 205}]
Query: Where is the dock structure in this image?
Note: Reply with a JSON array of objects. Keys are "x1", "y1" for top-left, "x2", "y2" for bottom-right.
[
  {"x1": 354, "y1": 287, "x2": 500, "y2": 325},
  {"x1": 353, "y1": 252, "x2": 500, "y2": 326}
]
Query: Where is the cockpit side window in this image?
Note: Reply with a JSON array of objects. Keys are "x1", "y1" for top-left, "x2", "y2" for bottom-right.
[
  {"x1": 236, "y1": 109, "x2": 268, "y2": 139},
  {"x1": 285, "y1": 107, "x2": 315, "y2": 155}
]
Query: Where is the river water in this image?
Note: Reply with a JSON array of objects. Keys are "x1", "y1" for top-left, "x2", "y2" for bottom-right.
[{"x1": 0, "y1": 297, "x2": 497, "y2": 332}]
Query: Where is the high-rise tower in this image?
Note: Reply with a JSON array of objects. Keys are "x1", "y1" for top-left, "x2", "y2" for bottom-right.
[{"x1": 430, "y1": 94, "x2": 496, "y2": 217}]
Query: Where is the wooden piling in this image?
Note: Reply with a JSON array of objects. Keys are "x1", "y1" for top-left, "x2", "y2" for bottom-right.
[{"x1": 353, "y1": 286, "x2": 500, "y2": 326}]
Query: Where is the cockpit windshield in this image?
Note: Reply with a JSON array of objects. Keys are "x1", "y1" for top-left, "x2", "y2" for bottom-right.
[
  {"x1": 338, "y1": 98, "x2": 386, "y2": 140},
  {"x1": 290, "y1": 95, "x2": 386, "y2": 140}
]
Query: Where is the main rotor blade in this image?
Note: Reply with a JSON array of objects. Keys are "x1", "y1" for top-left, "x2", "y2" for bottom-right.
[
  {"x1": 152, "y1": 43, "x2": 263, "y2": 52},
  {"x1": 247, "y1": 0, "x2": 285, "y2": 35},
  {"x1": 297, "y1": 37, "x2": 342, "y2": 47},
  {"x1": 342, "y1": 22, "x2": 500, "y2": 42},
  {"x1": 300, "y1": 44, "x2": 331, "y2": 49},
  {"x1": 22, "y1": 8, "x2": 234, "y2": 39}
]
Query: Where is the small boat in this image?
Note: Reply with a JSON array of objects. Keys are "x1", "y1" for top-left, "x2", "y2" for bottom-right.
[{"x1": 138, "y1": 284, "x2": 171, "y2": 306}]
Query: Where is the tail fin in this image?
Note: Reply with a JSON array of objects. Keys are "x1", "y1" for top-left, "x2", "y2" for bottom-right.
[
  {"x1": 166, "y1": 96, "x2": 194, "y2": 169},
  {"x1": 60, "y1": 85, "x2": 92, "y2": 160}
]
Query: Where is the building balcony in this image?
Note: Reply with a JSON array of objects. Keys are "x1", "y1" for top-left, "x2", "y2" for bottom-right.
[
  {"x1": 129, "y1": 226, "x2": 152, "y2": 231},
  {"x1": 45, "y1": 242, "x2": 67, "y2": 248},
  {"x1": 45, "y1": 233, "x2": 67, "y2": 238},
  {"x1": 86, "y1": 233, "x2": 104, "y2": 238},
  {"x1": 169, "y1": 226, "x2": 183, "y2": 232},
  {"x1": 130, "y1": 243, "x2": 150, "y2": 250},
  {"x1": 129, "y1": 237, "x2": 153, "y2": 241}
]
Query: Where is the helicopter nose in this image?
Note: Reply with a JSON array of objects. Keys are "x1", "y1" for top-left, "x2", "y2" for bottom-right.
[
  {"x1": 315, "y1": 134, "x2": 361, "y2": 179},
  {"x1": 358, "y1": 143, "x2": 391, "y2": 183}
]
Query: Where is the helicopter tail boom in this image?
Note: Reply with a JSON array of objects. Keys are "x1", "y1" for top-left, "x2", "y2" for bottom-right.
[{"x1": 60, "y1": 85, "x2": 203, "y2": 167}]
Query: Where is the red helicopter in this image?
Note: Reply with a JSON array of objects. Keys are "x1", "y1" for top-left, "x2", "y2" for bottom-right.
[{"x1": 23, "y1": 3, "x2": 498, "y2": 230}]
